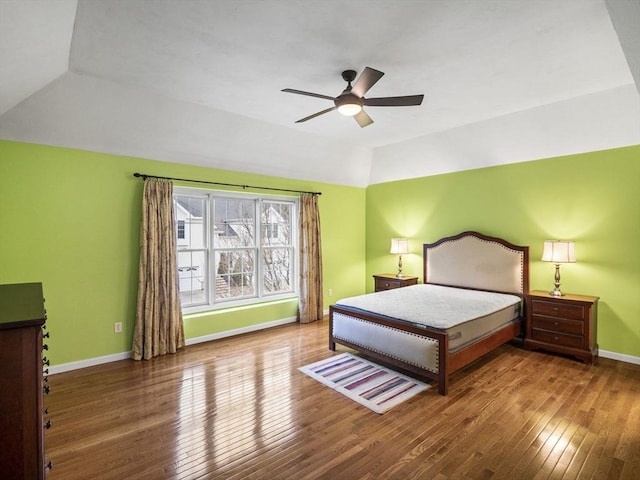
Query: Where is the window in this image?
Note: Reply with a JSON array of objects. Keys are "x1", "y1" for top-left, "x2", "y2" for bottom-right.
[
  {"x1": 177, "y1": 220, "x2": 186, "y2": 239},
  {"x1": 174, "y1": 189, "x2": 297, "y2": 310}
]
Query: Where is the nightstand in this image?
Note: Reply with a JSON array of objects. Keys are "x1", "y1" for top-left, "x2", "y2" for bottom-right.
[
  {"x1": 524, "y1": 290, "x2": 599, "y2": 364},
  {"x1": 373, "y1": 274, "x2": 418, "y2": 292}
]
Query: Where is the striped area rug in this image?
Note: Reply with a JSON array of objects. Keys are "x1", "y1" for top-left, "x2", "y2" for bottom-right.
[{"x1": 298, "y1": 352, "x2": 430, "y2": 414}]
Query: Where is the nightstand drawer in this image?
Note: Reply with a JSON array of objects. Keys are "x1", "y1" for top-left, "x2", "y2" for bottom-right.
[
  {"x1": 530, "y1": 315, "x2": 584, "y2": 336},
  {"x1": 531, "y1": 329, "x2": 583, "y2": 349},
  {"x1": 375, "y1": 278, "x2": 404, "y2": 290},
  {"x1": 531, "y1": 299, "x2": 585, "y2": 320},
  {"x1": 373, "y1": 274, "x2": 418, "y2": 292}
]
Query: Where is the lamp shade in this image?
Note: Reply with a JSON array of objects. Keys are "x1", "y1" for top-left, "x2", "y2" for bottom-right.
[
  {"x1": 542, "y1": 240, "x2": 576, "y2": 263},
  {"x1": 390, "y1": 238, "x2": 410, "y2": 255}
]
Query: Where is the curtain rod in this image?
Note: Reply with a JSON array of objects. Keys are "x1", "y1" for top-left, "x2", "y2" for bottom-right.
[{"x1": 133, "y1": 172, "x2": 321, "y2": 196}]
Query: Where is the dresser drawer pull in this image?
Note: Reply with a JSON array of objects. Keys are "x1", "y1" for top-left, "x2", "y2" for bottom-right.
[
  {"x1": 554, "y1": 321, "x2": 559, "y2": 326},
  {"x1": 385, "y1": 283, "x2": 390, "y2": 287}
]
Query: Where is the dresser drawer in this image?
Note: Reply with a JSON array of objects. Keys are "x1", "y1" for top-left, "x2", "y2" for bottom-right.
[
  {"x1": 530, "y1": 315, "x2": 584, "y2": 336},
  {"x1": 531, "y1": 299, "x2": 585, "y2": 320},
  {"x1": 531, "y1": 328, "x2": 584, "y2": 349}
]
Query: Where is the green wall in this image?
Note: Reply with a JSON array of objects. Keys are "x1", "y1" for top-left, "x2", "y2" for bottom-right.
[
  {"x1": 366, "y1": 145, "x2": 640, "y2": 358},
  {"x1": 2, "y1": 140, "x2": 638, "y2": 365},
  {"x1": 0, "y1": 141, "x2": 366, "y2": 366}
]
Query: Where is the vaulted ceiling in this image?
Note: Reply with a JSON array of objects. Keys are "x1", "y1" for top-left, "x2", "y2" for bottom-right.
[{"x1": 1, "y1": 0, "x2": 638, "y2": 187}]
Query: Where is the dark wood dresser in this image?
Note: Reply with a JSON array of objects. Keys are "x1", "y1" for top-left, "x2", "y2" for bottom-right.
[
  {"x1": 524, "y1": 290, "x2": 599, "y2": 364},
  {"x1": 0, "y1": 282, "x2": 49, "y2": 479},
  {"x1": 373, "y1": 273, "x2": 419, "y2": 292}
]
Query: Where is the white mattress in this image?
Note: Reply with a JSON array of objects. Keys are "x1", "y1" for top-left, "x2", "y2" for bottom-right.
[{"x1": 335, "y1": 284, "x2": 521, "y2": 352}]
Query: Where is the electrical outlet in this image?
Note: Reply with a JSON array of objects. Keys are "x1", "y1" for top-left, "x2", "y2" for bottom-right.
[
  {"x1": 328, "y1": 288, "x2": 333, "y2": 296},
  {"x1": 114, "y1": 322, "x2": 123, "y2": 333}
]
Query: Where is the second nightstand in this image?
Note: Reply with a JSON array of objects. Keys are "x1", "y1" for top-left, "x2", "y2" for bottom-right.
[
  {"x1": 373, "y1": 274, "x2": 418, "y2": 292},
  {"x1": 524, "y1": 290, "x2": 599, "y2": 364}
]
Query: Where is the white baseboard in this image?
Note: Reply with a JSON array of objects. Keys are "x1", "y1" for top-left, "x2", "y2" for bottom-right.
[
  {"x1": 49, "y1": 316, "x2": 298, "y2": 375},
  {"x1": 48, "y1": 321, "x2": 640, "y2": 374},
  {"x1": 49, "y1": 351, "x2": 132, "y2": 375},
  {"x1": 185, "y1": 316, "x2": 297, "y2": 346},
  {"x1": 599, "y1": 349, "x2": 640, "y2": 366}
]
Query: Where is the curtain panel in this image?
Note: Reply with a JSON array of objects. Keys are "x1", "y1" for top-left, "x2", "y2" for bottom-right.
[
  {"x1": 298, "y1": 194, "x2": 324, "y2": 323},
  {"x1": 132, "y1": 179, "x2": 185, "y2": 360}
]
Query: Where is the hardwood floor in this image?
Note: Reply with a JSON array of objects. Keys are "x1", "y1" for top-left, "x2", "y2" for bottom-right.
[{"x1": 46, "y1": 319, "x2": 640, "y2": 479}]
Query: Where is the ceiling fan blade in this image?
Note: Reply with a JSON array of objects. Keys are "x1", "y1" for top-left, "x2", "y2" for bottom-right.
[
  {"x1": 295, "y1": 106, "x2": 337, "y2": 123},
  {"x1": 282, "y1": 88, "x2": 335, "y2": 101},
  {"x1": 364, "y1": 95, "x2": 424, "y2": 107},
  {"x1": 351, "y1": 67, "x2": 384, "y2": 97},
  {"x1": 353, "y1": 109, "x2": 374, "y2": 128}
]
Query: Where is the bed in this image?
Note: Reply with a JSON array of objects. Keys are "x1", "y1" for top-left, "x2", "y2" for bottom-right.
[{"x1": 329, "y1": 231, "x2": 529, "y2": 395}]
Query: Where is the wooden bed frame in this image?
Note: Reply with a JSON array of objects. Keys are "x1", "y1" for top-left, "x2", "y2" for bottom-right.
[{"x1": 329, "y1": 231, "x2": 529, "y2": 395}]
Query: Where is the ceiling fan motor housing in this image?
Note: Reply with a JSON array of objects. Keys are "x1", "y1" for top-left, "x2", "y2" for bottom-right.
[{"x1": 334, "y1": 93, "x2": 363, "y2": 110}]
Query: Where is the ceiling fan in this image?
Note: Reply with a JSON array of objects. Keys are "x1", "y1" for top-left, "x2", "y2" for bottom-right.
[{"x1": 282, "y1": 67, "x2": 424, "y2": 128}]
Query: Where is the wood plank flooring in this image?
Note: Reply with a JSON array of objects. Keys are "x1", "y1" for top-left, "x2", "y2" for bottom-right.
[{"x1": 45, "y1": 318, "x2": 640, "y2": 479}]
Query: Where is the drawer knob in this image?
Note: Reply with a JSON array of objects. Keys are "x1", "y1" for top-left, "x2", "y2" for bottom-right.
[
  {"x1": 554, "y1": 336, "x2": 559, "y2": 341},
  {"x1": 385, "y1": 283, "x2": 390, "y2": 287},
  {"x1": 554, "y1": 321, "x2": 559, "y2": 326},
  {"x1": 553, "y1": 307, "x2": 559, "y2": 311}
]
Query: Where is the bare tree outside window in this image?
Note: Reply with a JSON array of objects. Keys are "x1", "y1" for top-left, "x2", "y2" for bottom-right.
[{"x1": 262, "y1": 201, "x2": 293, "y2": 294}]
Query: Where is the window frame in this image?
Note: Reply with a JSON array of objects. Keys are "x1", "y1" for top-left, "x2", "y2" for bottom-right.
[{"x1": 174, "y1": 187, "x2": 299, "y2": 313}]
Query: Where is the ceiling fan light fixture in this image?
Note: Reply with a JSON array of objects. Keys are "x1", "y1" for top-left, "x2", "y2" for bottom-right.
[
  {"x1": 335, "y1": 94, "x2": 363, "y2": 116},
  {"x1": 337, "y1": 103, "x2": 362, "y2": 116}
]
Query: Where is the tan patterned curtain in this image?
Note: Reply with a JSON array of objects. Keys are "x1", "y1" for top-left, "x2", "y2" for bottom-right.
[
  {"x1": 132, "y1": 179, "x2": 185, "y2": 360},
  {"x1": 298, "y1": 194, "x2": 323, "y2": 323}
]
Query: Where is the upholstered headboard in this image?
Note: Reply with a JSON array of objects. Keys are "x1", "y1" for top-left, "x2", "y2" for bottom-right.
[{"x1": 423, "y1": 231, "x2": 529, "y2": 295}]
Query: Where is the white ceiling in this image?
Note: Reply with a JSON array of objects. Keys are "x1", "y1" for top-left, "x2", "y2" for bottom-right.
[{"x1": 1, "y1": 0, "x2": 638, "y2": 187}]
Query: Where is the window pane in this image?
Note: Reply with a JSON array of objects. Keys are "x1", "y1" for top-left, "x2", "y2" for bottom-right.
[
  {"x1": 261, "y1": 202, "x2": 291, "y2": 246},
  {"x1": 215, "y1": 249, "x2": 256, "y2": 300},
  {"x1": 262, "y1": 248, "x2": 292, "y2": 294},
  {"x1": 214, "y1": 198, "x2": 255, "y2": 248},
  {"x1": 174, "y1": 196, "x2": 206, "y2": 249},
  {"x1": 177, "y1": 250, "x2": 207, "y2": 305}
]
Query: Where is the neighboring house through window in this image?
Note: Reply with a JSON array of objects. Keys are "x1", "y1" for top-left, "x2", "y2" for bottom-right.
[{"x1": 174, "y1": 188, "x2": 297, "y2": 310}]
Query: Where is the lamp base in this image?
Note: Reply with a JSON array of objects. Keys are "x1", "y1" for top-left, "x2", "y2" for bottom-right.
[
  {"x1": 396, "y1": 273, "x2": 405, "y2": 278},
  {"x1": 549, "y1": 263, "x2": 564, "y2": 296}
]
